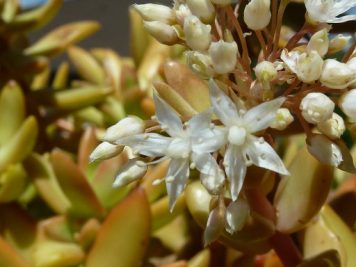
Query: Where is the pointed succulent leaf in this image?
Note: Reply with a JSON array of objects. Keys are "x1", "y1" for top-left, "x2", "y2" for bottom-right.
[
  {"x1": 8, "y1": 0, "x2": 62, "y2": 32},
  {"x1": 188, "y1": 249, "x2": 211, "y2": 267},
  {"x1": 274, "y1": 146, "x2": 333, "y2": 233},
  {"x1": 78, "y1": 127, "x2": 98, "y2": 172},
  {"x1": 67, "y1": 46, "x2": 106, "y2": 84},
  {"x1": 0, "y1": 164, "x2": 27, "y2": 203},
  {"x1": 86, "y1": 187, "x2": 151, "y2": 267},
  {"x1": 50, "y1": 150, "x2": 105, "y2": 218},
  {"x1": 0, "y1": 116, "x2": 38, "y2": 173},
  {"x1": 0, "y1": 237, "x2": 30, "y2": 267},
  {"x1": 23, "y1": 153, "x2": 70, "y2": 214},
  {"x1": 1, "y1": 0, "x2": 19, "y2": 23},
  {"x1": 164, "y1": 61, "x2": 210, "y2": 112},
  {"x1": 24, "y1": 21, "x2": 100, "y2": 57},
  {"x1": 52, "y1": 62, "x2": 69, "y2": 90},
  {"x1": 39, "y1": 216, "x2": 73, "y2": 243},
  {"x1": 0, "y1": 81, "x2": 25, "y2": 146}
]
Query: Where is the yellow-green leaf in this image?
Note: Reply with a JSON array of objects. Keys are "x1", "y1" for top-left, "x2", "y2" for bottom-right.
[
  {"x1": 0, "y1": 237, "x2": 30, "y2": 267},
  {"x1": 0, "y1": 164, "x2": 27, "y2": 202}
]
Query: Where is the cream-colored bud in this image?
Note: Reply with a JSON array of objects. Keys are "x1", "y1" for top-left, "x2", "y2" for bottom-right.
[
  {"x1": 186, "y1": 0, "x2": 215, "y2": 23},
  {"x1": 103, "y1": 116, "x2": 145, "y2": 143},
  {"x1": 113, "y1": 159, "x2": 147, "y2": 188},
  {"x1": 209, "y1": 40, "x2": 238, "y2": 74},
  {"x1": 211, "y1": 0, "x2": 232, "y2": 6},
  {"x1": 328, "y1": 34, "x2": 351, "y2": 54},
  {"x1": 186, "y1": 51, "x2": 215, "y2": 78},
  {"x1": 144, "y1": 21, "x2": 178, "y2": 45},
  {"x1": 317, "y1": 113, "x2": 345, "y2": 139},
  {"x1": 270, "y1": 108, "x2": 294, "y2": 130},
  {"x1": 244, "y1": 0, "x2": 271, "y2": 30},
  {"x1": 133, "y1": 4, "x2": 176, "y2": 25},
  {"x1": 255, "y1": 61, "x2": 277, "y2": 82},
  {"x1": 307, "y1": 28, "x2": 329, "y2": 57},
  {"x1": 175, "y1": 4, "x2": 192, "y2": 25},
  {"x1": 340, "y1": 89, "x2": 356, "y2": 122},
  {"x1": 347, "y1": 57, "x2": 356, "y2": 87},
  {"x1": 295, "y1": 51, "x2": 323, "y2": 83},
  {"x1": 320, "y1": 59, "x2": 355, "y2": 89},
  {"x1": 184, "y1": 15, "x2": 211, "y2": 51},
  {"x1": 89, "y1": 142, "x2": 124, "y2": 162},
  {"x1": 300, "y1": 93, "x2": 335, "y2": 124}
]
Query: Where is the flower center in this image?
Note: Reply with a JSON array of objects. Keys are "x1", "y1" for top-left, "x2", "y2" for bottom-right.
[
  {"x1": 228, "y1": 126, "x2": 247, "y2": 146},
  {"x1": 166, "y1": 138, "x2": 191, "y2": 158}
]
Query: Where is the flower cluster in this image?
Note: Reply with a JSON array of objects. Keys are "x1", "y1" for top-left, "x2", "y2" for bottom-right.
[{"x1": 92, "y1": 0, "x2": 356, "y2": 243}]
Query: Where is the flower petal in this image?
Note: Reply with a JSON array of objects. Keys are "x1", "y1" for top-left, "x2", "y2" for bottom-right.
[
  {"x1": 188, "y1": 108, "x2": 212, "y2": 134},
  {"x1": 192, "y1": 126, "x2": 226, "y2": 154},
  {"x1": 244, "y1": 136, "x2": 289, "y2": 175},
  {"x1": 166, "y1": 158, "x2": 190, "y2": 212},
  {"x1": 192, "y1": 153, "x2": 225, "y2": 195},
  {"x1": 243, "y1": 97, "x2": 286, "y2": 133},
  {"x1": 223, "y1": 145, "x2": 247, "y2": 201},
  {"x1": 118, "y1": 133, "x2": 171, "y2": 157},
  {"x1": 208, "y1": 79, "x2": 239, "y2": 126},
  {"x1": 225, "y1": 198, "x2": 250, "y2": 234},
  {"x1": 153, "y1": 93, "x2": 183, "y2": 137}
]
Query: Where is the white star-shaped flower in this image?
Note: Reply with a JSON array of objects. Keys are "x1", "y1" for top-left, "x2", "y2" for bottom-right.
[
  {"x1": 305, "y1": 0, "x2": 356, "y2": 24},
  {"x1": 118, "y1": 93, "x2": 225, "y2": 211},
  {"x1": 208, "y1": 79, "x2": 290, "y2": 201}
]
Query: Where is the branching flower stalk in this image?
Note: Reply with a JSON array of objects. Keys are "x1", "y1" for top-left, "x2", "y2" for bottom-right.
[{"x1": 92, "y1": 0, "x2": 356, "y2": 266}]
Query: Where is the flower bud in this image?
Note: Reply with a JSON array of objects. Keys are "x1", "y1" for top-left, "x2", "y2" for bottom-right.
[
  {"x1": 270, "y1": 108, "x2": 294, "y2": 130},
  {"x1": 255, "y1": 61, "x2": 277, "y2": 82},
  {"x1": 320, "y1": 59, "x2": 355, "y2": 89},
  {"x1": 211, "y1": 0, "x2": 232, "y2": 6},
  {"x1": 339, "y1": 89, "x2": 356, "y2": 122},
  {"x1": 133, "y1": 4, "x2": 176, "y2": 25},
  {"x1": 186, "y1": 51, "x2": 215, "y2": 78},
  {"x1": 300, "y1": 93, "x2": 334, "y2": 124},
  {"x1": 89, "y1": 142, "x2": 124, "y2": 162},
  {"x1": 307, "y1": 28, "x2": 329, "y2": 57},
  {"x1": 144, "y1": 21, "x2": 179, "y2": 45},
  {"x1": 113, "y1": 159, "x2": 147, "y2": 188},
  {"x1": 186, "y1": 0, "x2": 215, "y2": 23},
  {"x1": 184, "y1": 15, "x2": 212, "y2": 51},
  {"x1": 244, "y1": 0, "x2": 271, "y2": 30},
  {"x1": 317, "y1": 113, "x2": 345, "y2": 139},
  {"x1": 328, "y1": 34, "x2": 351, "y2": 54},
  {"x1": 209, "y1": 40, "x2": 238, "y2": 74},
  {"x1": 103, "y1": 116, "x2": 145, "y2": 143},
  {"x1": 174, "y1": 4, "x2": 192, "y2": 25}
]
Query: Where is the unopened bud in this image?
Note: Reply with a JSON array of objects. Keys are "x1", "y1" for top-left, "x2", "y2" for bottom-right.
[
  {"x1": 320, "y1": 59, "x2": 355, "y2": 89},
  {"x1": 103, "y1": 116, "x2": 145, "y2": 143},
  {"x1": 340, "y1": 89, "x2": 356, "y2": 122},
  {"x1": 144, "y1": 21, "x2": 178, "y2": 45},
  {"x1": 186, "y1": 51, "x2": 215, "y2": 78},
  {"x1": 307, "y1": 134, "x2": 343, "y2": 167},
  {"x1": 346, "y1": 57, "x2": 356, "y2": 87},
  {"x1": 89, "y1": 142, "x2": 124, "y2": 162},
  {"x1": 255, "y1": 61, "x2": 277, "y2": 82},
  {"x1": 328, "y1": 34, "x2": 351, "y2": 54},
  {"x1": 211, "y1": 0, "x2": 232, "y2": 6},
  {"x1": 186, "y1": 0, "x2": 215, "y2": 23},
  {"x1": 184, "y1": 15, "x2": 212, "y2": 51},
  {"x1": 317, "y1": 113, "x2": 345, "y2": 139},
  {"x1": 270, "y1": 108, "x2": 294, "y2": 130},
  {"x1": 174, "y1": 4, "x2": 192, "y2": 25},
  {"x1": 307, "y1": 28, "x2": 329, "y2": 57},
  {"x1": 300, "y1": 93, "x2": 334, "y2": 124},
  {"x1": 209, "y1": 40, "x2": 238, "y2": 74},
  {"x1": 133, "y1": 4, "x2": 176, "y2": 25},
  {"x1": 244, "y1": 0, "x2": 271, "y2": 30},
  {"x1": 204, "y1": 200, "x2": 225, "y2": 246},
  {"x1": 113, "y1": 159, "x2": 147, "y2": 188}
]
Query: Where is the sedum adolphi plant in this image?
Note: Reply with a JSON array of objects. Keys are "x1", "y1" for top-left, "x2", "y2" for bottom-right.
[{"x1": 93, "y1": 0, "x2": 356, "y2": 266}]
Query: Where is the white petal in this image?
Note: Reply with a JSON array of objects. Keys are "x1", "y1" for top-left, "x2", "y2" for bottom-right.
[
  {"x1": 192, "y1": 126, "x2": 226, "y2": 154},
  {"x1": 243, "y1": 97, "x2": 286, "y2": 133},
  {"x1": 208, "y1": 79, "x2": 239, "y2": 126},
  {"x1": 153, "y1": 93, "x2": 183, "y2": 136},
  {"x1": 244, "y1": 136, "x2": 289, "y2": 175},
  {"x1": 118, "y1": 133, "x2": 171, "y2": 157},
  {"x1": 223, "y1": 145, "x2": 247, "y2": 201},
  {"x1": 225, "y1": 198, "x2": 250, "y2": 234},
  {"x1": 281, "y1": 49, "x2": 299, "y2": 74},
  {"x1": 188, "y1": 108, "x2": 212, "y2": 134},
  {"x1": 166, "y1": 158, "x2": 190, "y2": 212},
  {"x1": 192, "y1": 153, "x2": 225, "y2": 194}
]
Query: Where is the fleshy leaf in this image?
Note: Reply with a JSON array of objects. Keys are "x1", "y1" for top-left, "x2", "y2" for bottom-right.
[{"x1": 86, "y1": 187, "x2": 151, "y2": 267}]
